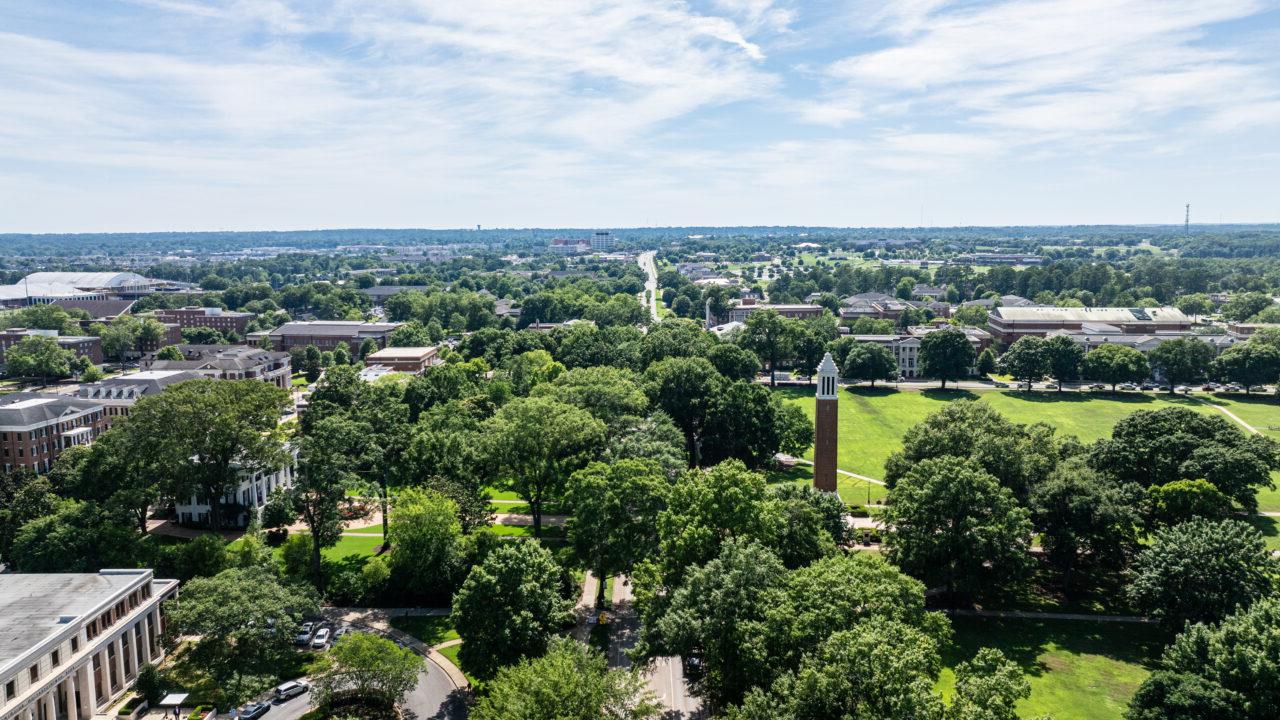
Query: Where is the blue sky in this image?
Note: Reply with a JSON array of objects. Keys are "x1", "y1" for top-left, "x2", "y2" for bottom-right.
[{"x1": 2, "y1": 0, "x2": 1279, "y2": 232}]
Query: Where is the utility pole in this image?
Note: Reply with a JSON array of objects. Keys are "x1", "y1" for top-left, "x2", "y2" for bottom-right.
[{"x1": 1184, "y1": 203, "x2": 1190, "y2": 234}]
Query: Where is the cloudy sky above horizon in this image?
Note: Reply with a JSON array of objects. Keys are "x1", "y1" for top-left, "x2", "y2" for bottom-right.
[{"x1": 2, "y1": 0, "x2": 1279, "y2": 233}]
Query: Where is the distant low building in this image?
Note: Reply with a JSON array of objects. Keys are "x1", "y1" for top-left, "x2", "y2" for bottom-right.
[
  {"x1": 954, "y1": 252, "x2": 1045, "y2": 265},
  {"x1": 152, "y1": 307, "x2": 253, "y2": 336},
  {"x1": 363, "y1": 346, "x2": 441, "y2": 374},
  {"x1": 911, "y1": 283, "x2": 948, "y2": 301},
  {"x1": 51, "y1": 298, "x2": 137, "y2": 324},
  {"x1": 848, "y1": 326, "x2": 992, "y2": 379},
  {"x1": 988, "y1": 306, "x2": 1192, "y2": 344},
  {"x1": 0, "y1": 328, "x2": 103, "y2": 365},
  {"x1": 0, "y1": 392, "x2": 106, "y2": 473},
  {"x1": 1227, "y1": 322, "x2": 1280, "y2": 337},
  {"x1": 76, "y1": 370, "x2": 204, "y2": 425},
  {"x1": 247, "y1": 320, "x2": 401, "y2": 353},
  {"x1": 140, "y1": 344, "x2": 291, "y2": 388},
  {"x1": 960, "y1": 295, "x2": 1036, "y2": 309},
  {"x1": 707, "y1": 298, "x2": 825, "y2": 328}
]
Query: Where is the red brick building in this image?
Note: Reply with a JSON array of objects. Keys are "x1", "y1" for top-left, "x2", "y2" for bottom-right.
[
  {"x1": 0, "y1": 393, "x2": 106, "y2": 474},
  {"x1": 0, "y1": 328, "x2": 104, "y2": 365},
  {"x1": 153, "y1": 307, "x2": 253, "y2": 336},
  {"x1": 248, "y1": 321, "x2": 400, "y2": 353}
]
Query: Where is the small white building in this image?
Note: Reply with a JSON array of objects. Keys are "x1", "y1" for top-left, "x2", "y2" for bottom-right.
[{"x1": 0, "y1": 569, "x2": 178, "y2": 720}]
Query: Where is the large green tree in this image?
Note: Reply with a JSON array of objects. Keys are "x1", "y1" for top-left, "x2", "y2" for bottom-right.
[
  {"x1": 1128, "y1": 597, "x2": 1280, "y2": 720},
  {"x1": 471, "y1": 637, "x2": 660, "y2": 720},
  {"x1": 654, "y1": 539, "x2": 787, "y2": 709},
  {"x1": 313, "y1": 632, "x2": 423, "y2": 708},
  {"x1": 565, "y1": 460, "x2": 667, "y2": 607},
  {"x1": 452, "y1": 542, "x2": 573, "y2": 680},
  {"x1": 740, "y1": 310, "x2": 798, "y2": 386},
  {"x1": 998, "y1": 336, "x2": 1049, "y2": 387},
  {"x1": 918, "y1": 328, "x2": 976, "y2": 389},
  {"x1": 1128, "y1": 518, "x2": 1276, "y2": 628},
  {"x1": 387, "y1": 488, "x2": 465, "y2": 600},
  {"x1": 125, "y1": 379, "x2": 290, "y2": 530},
  {"x1": 295, "y1": 413, "x2": 375, "y2": 589},
  {"x1": 486, "y1": 396, "x2": 605, "y2": 536},
  {"x1": 1029, "y1": 459, "x2": 1140, "y2": 592},
  {"x1": 840, "y1": 342, "x2": 898, "y2": 387},
  {"x1": 1211, "y1": 341, "x2": 1280, "y2": 392},
  {"x1": 643, "y1": 356, "x2": 724, "y2": 467},
  {"x1": 4, "y1": 335, "x2": 74, "y2": 384},
  {"x1": 1043, "y1": 334, "x2": 1085, "y2": 389},
  {"x1": 167, "y1": 567, "x2": 319, "y2": 704},
  {"x1": 1080, "y1": 343, "x2": 1149, "y2": 391},
  {"x1": 1149, "y1": 338, "x2": 1215, "y2": 392},
  {"x1": 882, "y1": 456, "x2": 1033, "y2": 600}
]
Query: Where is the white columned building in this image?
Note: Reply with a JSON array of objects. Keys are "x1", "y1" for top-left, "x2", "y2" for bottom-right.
[{"x1": 0, "y1": 569, "x2": 178, "y2": 720}]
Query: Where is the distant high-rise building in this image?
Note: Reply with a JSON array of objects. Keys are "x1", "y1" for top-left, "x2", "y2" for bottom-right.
[
  {"x1": 590, "y1": 231, "x2": 614, "y2": 252},
  {"x1": 814, "y1": 352, "x2": 838, "y2": 493}
]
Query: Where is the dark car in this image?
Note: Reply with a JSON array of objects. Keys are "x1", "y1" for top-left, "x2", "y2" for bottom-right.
[{"x1": 239, "y1": 703, "x2": 270, "y2": 720}]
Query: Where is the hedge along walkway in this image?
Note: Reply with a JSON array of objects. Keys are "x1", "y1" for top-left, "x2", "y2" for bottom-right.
[{"x1": 322, "y1": 607, "x2": 469, "y2": 689}]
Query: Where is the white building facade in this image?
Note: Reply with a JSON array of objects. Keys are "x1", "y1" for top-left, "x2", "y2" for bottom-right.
[
  {"x1": 0, "y1": 569, "x2": 178, "y2": 720},
  {"x1": 174, "y1": 447, "x2": 297, "y2": 528}
]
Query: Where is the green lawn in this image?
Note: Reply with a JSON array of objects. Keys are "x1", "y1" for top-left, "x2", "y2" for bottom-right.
[
  {"x1": 389, "y1": 615, "x2": 458, "y2": 646},
  {"x1": 1244, "y1": 514, "x2": 1280, "y2": 550},
  {"x1": 937, "y1": 617, "x2": 1167, "y2": 720},
  {"x1": 778, "y1": 387, "x2": 1213, "y2": 481},
  {"x1": 766, "y1": 462, "x2": 887, "y2": 505},
  {"x1": 1198, "y1": 393, "x2": 1280, "y2": 438},
  {"x1": 321, "y1": 533, "x2": 384, "y2": 560}
]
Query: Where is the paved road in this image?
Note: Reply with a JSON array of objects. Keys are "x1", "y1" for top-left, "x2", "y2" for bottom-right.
[
  {"x1": 261, "y1": 618, "x2": 466, "y2": 720},
  {"x1": 637, "y1": 251, "x2": 659, "y2": 322},
  {"x1": 611, "y1": 576, "x2": 703, "y2": 719}
]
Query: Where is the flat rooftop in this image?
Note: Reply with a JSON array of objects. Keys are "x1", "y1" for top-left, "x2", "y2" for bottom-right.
[{"x1": 0, "y1": 571, "x2": 145, "y2": 670}]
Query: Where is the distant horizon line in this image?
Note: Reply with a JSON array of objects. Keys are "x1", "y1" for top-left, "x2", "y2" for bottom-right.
[{"x1": 3, "y1": 222, "x2": 1280, "y2": 237}]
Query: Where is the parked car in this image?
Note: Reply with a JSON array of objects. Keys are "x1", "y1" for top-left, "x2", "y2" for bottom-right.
[
  {"x1": 1118, "y1": 383, "x2": 1137, "y2": 391},
  {"x1": 238, "y1": 703, "x2": 269, "y2": 720},
  {"x1": 274, "y1": 681, "x2": 308, "y2": 701},
  {"x1": 993, "y1": 381, "x2": 1010, "y2": 388},
  {"x1": 311, "y1": 628, "x2": 330, "y2": 649},
  {"x1": 1140, "y1": 383, "x2": 1157, "y2": 390},
  {"x1": 1088, "y1": 383, "x2": 1106, "y2": 390},
  {"x1": 1225, "y1": 384, "x2": 1244, "y2": 392},
  {"x1": 294, "y1": 622, "x2": 314, "y2": 646},
  {"x1": 1044, "y1": 383, "x2": 1059, "y2": 390},
  {"x1": 1175, "y1": 385, "x2": 1191, "y2": 393}
]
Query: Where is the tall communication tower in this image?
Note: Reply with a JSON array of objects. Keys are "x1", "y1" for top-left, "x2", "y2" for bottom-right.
[{"x1": 1184, "y1": 203, "x2": 1190, "y2": 234}]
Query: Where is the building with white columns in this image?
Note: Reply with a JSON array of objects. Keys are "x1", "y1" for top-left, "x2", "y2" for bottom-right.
[{"x1": 0, "y1": 569, "x2": 178, "y2": 720}]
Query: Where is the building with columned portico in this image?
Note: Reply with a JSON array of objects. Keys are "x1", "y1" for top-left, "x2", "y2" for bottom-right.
[{"x1": 0, "y1": 569, "x2": 178, "y2": 720}]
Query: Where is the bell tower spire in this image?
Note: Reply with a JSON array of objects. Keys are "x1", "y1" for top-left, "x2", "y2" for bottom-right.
[{"x1": 814, "y1": 352, "x2": 838, "y2": 493}]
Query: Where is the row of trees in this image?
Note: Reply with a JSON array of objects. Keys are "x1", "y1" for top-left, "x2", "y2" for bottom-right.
[{"x1": 1000, "y1": 329, "x2": 1280, "y2": 392}]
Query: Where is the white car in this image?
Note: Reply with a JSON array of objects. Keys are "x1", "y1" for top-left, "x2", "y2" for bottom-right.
[
  {"x1": 310, "y1": 628, "x2": 330, "y2": 649},
  {"x1": 274, "y1": 681, "x2": 308, "y2": 700}
]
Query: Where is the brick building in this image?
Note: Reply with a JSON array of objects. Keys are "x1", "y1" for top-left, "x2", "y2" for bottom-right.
[
  {"x1": 0, "y1": 329, "x2": 103, "y2": 366},
  {"x1": 247, "y1": 321, "x2": 401, "y2": 353},
  {"x1": 152, "y1": 307, "x2": 253, "y2": 336},
  {"x1": 0, "y1": 393, "x2": 106, "y2": 474},
  {"x1": 849, "y1": 326, "x2": 992, "y2": 379},
  {"x1": 987, "y1": 306, "x2": 1192, "y2": 344},
  {"x1": 363, "y1": 346, "x2": 441, "y2": 374}
]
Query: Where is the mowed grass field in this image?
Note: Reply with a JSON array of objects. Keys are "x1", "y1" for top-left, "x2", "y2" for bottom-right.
[
  {"x1": 937, "y1": 617, "x2": 1167, "y2": 720},
  {"x1": 778, "y1": 385, "x2": 1280, "y2": 510}
]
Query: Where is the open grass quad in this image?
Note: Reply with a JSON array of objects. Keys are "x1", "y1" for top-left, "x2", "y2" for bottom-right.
[
  {"x1": 777, "y1": 385, "x2": 1280, "y2": 510},
  {"x1": 936, "y1": 617, "x2": 1167, "y2": 720}
]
